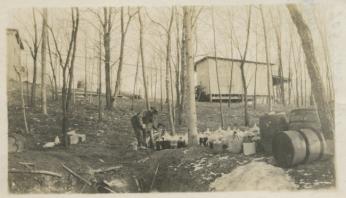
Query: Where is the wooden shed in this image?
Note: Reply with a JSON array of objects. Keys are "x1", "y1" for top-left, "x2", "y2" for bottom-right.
[
  {"x1": 195, "y1": 56, "x2": 276, "y2": 103},
  {"x1": 7, "y1": 28, "x2": 24, "y2": 82}
]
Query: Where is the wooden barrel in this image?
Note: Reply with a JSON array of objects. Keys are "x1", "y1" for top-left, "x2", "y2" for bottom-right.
[
  {"x1": 259, "y1": 113, "x2": 289, "y2": 153},
  {"x1": 272, "y1": 128, "x2": 326, "y2": 168},
  {"x1": 272, "y1": 130, "x2": 307, "y2": 167},
  {"x1": 289, "y1": 108, "x2": 321, "y2": 131},
  {"x1": 299, "y1": 128, "x2": 326, "y2": 162}
]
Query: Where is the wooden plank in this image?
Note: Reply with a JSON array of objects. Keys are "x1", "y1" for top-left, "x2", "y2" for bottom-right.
[{"x1": 9, "y1": 168, "x2": 62, "y2": 178}]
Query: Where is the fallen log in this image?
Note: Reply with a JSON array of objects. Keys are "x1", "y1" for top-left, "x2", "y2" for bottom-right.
[
  {"x1": 18, "y1": 162, "x2": 35, "y2": 169},
  {"x1": 61, "y1": 163, "x2": 92, "y2": 186},
  {"x1": 9, "y1": 168, "x2": 62, "y2": 178},
  {"x1": 18, "y1": 162, "x2": 34, "y2": 166},
  {"x1": 150, "y1": 163, "x2": 160, "y2": 191},
  {"x1": 92, "y1": 165, "x2": 123, "y2": 174},
  {"x1": 61, "y1": 163, "x2": 116, "y2": 193}
]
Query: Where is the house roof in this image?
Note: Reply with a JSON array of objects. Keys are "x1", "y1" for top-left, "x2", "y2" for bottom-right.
[
  {"x1": 194, "y1": 56, "x2": 274, "y2": 70},
  {"x1": 7, "y1": 28, "x2": 24, "y2": 50}
]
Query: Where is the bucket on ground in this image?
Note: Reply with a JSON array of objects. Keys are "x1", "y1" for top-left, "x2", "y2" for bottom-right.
[
  {"x1": 272, "y1": 128, "x2": 326, "y2": 168},
  {"x1": 243, "y1": 142, "x2": 256, "y2": 155}
]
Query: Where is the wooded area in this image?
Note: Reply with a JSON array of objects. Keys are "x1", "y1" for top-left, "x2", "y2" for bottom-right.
[{"x1": 6, "y1": 3, "x2": 337, "y2": 193}]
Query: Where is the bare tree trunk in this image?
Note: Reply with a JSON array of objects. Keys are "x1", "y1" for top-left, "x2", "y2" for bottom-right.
[
  {"x1": 114, "y1": 7, "x2": 126, "y2": 100},
  {"x1": 14, "y1": 67, "x2": 30, "y2": 134},
  {"x1": 25, "y1": 54, "x2": 30, "y2": 104},
  {"x1": 227, "y1": 11, "x2": 234, "y2": 108},
  {"x1": 304, "y1": 67, "x2": 308, "y2": 106},
  {"x1": 102, "y1": 8, "x2": 113, "y2": 110},
  {"x1": 98, "y1": 32, "x2": 103, "y2": 121},
  {"x1": 211, "y1": 8, "x2": 225, "y2": 128},
  {"x1": 270, "y1": 9, "x2": 285, "y2": 106},
  {"x1": 138, "y1": 8, "x2": 150, "y2": 110},
  {"x1": 178, "y1": 14, "x2": 186, "y2": 125},
  {"x1": 253, "y1": 18, "x2": 258, "y2": 110},
  {"x1": 59, "y1": 8, "x2": 80, "y2": 147},
  {"x1": 84, "y1": 39, "x2": 88, "y2": 97},
  {"x1": 291, "y1": 35, "x2": 300, "y2": 107},
  {"x1": 239, "y1": 7, "x2": 252, "y2": 126},
  {"x1": 313, "y1": 9, "x2": 334, "y2": 102},
  {"x1": 154, "y1": 66, "x2": 158, "y2": 103},
  {"x1": 175, "y1": 9, "x2": 181, "y2": 122},
  {"x1": 288, "y1": 33, "x2": 293, "y2": 105},
  {"x1": 298, "y1": 49, "x2": 304, "y2": 106},
  {"x1": 165, "y1": 9, "x2": 175, "y2": 134},
  {"x1": 287, "y1": 4, "x2": 334, "y2": 139},
  {"x1": 131, "y1": 50, "x2": 140, "y2": 110},
  {"x1": 160, "y1": 60, "x2": 163, "y2": 111},
  {"x1": 41, "y1": 8, "x2": 48, "y2": 114},
  {"x1": 260, "y1": 6, "x2": 272, "y2": 112},
  {"x1": 184, "y1": 7, "x2": 198, "y2": 145},
  {"x1": 47, "y1": 34, "x2": 58, "y2": 101},
  {"x1": 30, "y1": 9, "x2": 39, "y2": 107},
  {"x1": 169, "y1": 53, "x2": 176, "y2": 122}
]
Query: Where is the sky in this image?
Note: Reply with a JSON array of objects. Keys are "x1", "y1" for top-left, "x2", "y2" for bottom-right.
[{"x1": 6, "y1": 3, "x2": 335, "y2": 100}]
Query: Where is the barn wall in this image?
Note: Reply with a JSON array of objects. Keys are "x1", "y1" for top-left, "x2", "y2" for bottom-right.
[
  {"x1": 195, "y1": 59, "x2": 210, "y2": 94},
  {"x1": 7, "y1": 30, "x2": 22, "y2": 81},
  {"x1": 196, "y1": 58, "x2": 274, "y2": 97},
  {"x1": 244, "y1": 62, "x2": 269, "y2": 96}
]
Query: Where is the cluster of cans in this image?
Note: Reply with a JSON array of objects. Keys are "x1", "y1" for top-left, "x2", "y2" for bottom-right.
[{"x1": 155, "y1": 136, "x2": 187, "y2": 150}]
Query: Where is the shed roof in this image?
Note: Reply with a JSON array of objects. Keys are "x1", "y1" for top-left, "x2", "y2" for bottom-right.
[
  {"x1": 194, "y1": 56, "x2": 274, "y2": 70},
  {"x1": 7, "y1": 28, "x2": 24, "y2": 50}
]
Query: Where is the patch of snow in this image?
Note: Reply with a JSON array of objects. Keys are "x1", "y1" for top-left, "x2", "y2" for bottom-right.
[
  {"x1": 313, "y1": 181, "x2": 332, "y2": 185},
  {"x1": 137, "y1": 157, "x2": 150, "y2": 163},
  {"x1": 218, "y1": 156, "x2": 229, "y2": 160},
  {"x1": 209, "y1": 161, "x2": 297, "y2": 191},
  {"x1": 105, "y1": 179, "x2": 127, "y2": 188},
  {"x1": 252, "y1": 157, "x2": 265, "y2": 161},
  {"x1": 193, "y1": 165, "x2": 204, "y2": 171}
]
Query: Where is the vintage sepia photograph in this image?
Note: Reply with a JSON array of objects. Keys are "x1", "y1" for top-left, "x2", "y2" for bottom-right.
[{"x1": 4, "y1": 0, "x2": 341, "y2": 194}]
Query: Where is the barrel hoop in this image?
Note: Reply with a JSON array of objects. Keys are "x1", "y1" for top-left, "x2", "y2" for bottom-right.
[{"x1": 296, "y1": 129, "x2": 310, "y2": 163}]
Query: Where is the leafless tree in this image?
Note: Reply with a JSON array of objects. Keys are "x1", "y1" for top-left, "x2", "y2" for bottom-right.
[
  {"x1": 234, "y1": 6, "x2": 252, "y2": 126},
  {"x1": 211, "y1": 8, "x2": 225, "y2": 128},
  {"x1": 47, "y1": 34, "x2": 58, "y2": 101},
  {"x1": 253, "y1": 16, "x2": 258, "y2": 110},
  {"x1": 287, "y1": 4, "x2": 334, "y2": 139},
  {"x1": 227, "y1": 11, "x2": 235, "y2": 109},
  {"x1": 270, "y1": 8, "x2": 285, "y2": 106},
  {"x1": 84, "y1": 39, "x2": 88, "y2": 97},
  {"x1": 89, "y1": 8, "x2": 116, "y2": 110},
  {"x1": 14, "y1": 66, "x2": 30, "y2": 134},
  {"x1": 312, "y1": 8, "x2": 334, "y2": 102},
  {"x1": 184, "y1": 7, "x2": 198, "y2": 145},
  {"x1": 138, "y1": 8, "x2": 150, "y2": 110},
  {"x1": 146, "y1": 8, "x2": 176, "y2": 133},
  {"x1": 24, "y1": 9, "x2": 41, "y2": 107},
  {"x1": 260, "y1": 6, "x2": 272, "y2": 112},
  {"x1": 98, "y1": 31, "x2": 103, "y2": 121},
  {"x1": 49, "y1": 8, "x2": 80, "y2": 147},
  {"x1": 40, "y1": 8, "x2": 48, "y2": 114},
  {"x1": 113, "y1": 7, "x2": 137, "y2": 102},
  {"x1": 131, "y1": 49, "x2": 140, "y2": 110}
]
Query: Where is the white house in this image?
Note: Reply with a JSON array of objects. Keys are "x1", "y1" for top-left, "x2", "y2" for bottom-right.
[{"x1": 195, "y1": 56, "x2": 279, "y2": 103}]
